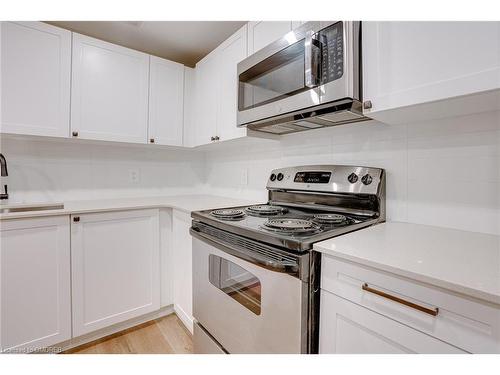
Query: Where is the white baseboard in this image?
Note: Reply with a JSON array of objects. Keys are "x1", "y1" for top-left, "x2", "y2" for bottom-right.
[
  {"x1": 174, "y1": 304, "x2": 194, "y2": 334},
  {"x1": 57, "y1": 305, "x2": 174, "y2": 352}
]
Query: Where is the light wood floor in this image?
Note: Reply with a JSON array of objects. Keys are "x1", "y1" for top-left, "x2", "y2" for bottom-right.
[{"x1": 65, "y1": 314, "x2": 193, "y2": 354}]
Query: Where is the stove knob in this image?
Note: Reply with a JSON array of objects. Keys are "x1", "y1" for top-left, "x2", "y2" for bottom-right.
[
  {"x1": 277, "y1": 173, "x2": 284, "y2": 181},
  {"x1": 361, "y1": 174, "x2": 373, "y2": 185},
  {"x1": 347, "y1": 173, "x2": 358, "y2": 183},
  {"x1": 270, "y1": 173, "x2": 276, "y2": 181}
]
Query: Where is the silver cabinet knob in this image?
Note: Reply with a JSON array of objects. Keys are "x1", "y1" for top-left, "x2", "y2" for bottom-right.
[
  {"x1": 210, "y1": 136, "x2": 215, "y2": 141},
  {"x1": 363, "y1": 100, "x2": 373, "y2": 110},
  {"x1": 214, "y1": 136, "x2": 220, "y2": 141}
]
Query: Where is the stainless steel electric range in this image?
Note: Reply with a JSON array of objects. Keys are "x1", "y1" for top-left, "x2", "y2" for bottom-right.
[{"x1": 190, "y1": 165, "x2": 386, "y2": 354}]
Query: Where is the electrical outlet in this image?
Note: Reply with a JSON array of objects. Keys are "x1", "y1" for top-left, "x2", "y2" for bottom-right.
[
  {"x1": 240, "y1": 169, "x2": 248, "y2": 186},
  {"x1": 129, "y1": 169, "x2": 140, "y2": 183}
]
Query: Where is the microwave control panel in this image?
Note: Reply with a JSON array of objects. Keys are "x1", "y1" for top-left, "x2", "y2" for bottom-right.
[{"x1": 319, "y1": 22, "x2": 344, "y2": 84}]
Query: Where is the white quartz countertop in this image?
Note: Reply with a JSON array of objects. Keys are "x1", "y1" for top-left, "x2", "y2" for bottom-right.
[
  {"x1": 314, "y1": 222, "x2": 500, "y2": 305},
  {"x1": 0, "y1": 195, "x2": 258, "y2": 220}
]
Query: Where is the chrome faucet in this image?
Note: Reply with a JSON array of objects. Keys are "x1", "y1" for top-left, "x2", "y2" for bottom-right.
[{"x1": 0, "y1": 153, "x2": 8, "y2": 200}]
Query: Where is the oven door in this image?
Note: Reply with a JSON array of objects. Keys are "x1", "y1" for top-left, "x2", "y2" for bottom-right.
[
  {"x1": 237, "y1": 21, "x2": 359, "y2": 127},
  {"x1": 191, "y1": 230, "x2": 308, "y2": 354}
]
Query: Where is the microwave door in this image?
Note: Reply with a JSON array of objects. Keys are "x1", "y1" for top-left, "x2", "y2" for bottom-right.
[{"x1": 237, "y1": 27, "x2": 322, "y2": 126}]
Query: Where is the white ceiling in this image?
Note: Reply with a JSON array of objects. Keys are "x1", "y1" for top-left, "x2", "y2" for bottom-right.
[{"x1": 46, "y1": 21, "x2": 247, "y2": 67}]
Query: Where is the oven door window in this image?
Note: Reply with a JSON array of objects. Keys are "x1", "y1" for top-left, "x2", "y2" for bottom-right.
[
  {"x1": 208, "y1": 254, "x2": 261, "y2": 315},
  {"x1": 238, "y1": 39, "x2": 307, "y2": 111}
]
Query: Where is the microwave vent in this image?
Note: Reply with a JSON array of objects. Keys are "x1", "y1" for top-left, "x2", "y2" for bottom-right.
[{"x1": 246, "y1": 100, "x2": 370, "y2": 135}]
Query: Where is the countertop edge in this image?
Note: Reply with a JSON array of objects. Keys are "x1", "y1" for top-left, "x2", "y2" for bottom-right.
[
  {"x1": 0, "y1": 195, "x2": 259, "y2": 220},
  {"x1": 316, "y1": 249, "x2": 500, "y2": 306}
]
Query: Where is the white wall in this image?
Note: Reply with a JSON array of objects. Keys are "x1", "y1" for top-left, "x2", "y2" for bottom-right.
[
  {"x1": 203, "y1": 111, "x2": 500, "y2": 236},
  {"x1": 1, "y1": 110, "x2": 499, "y2": 236},
  {"x1": 0, "y1": 136, "x2": 204, "y2": 203}
]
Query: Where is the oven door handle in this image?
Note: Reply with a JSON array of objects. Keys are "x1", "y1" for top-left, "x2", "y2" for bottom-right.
[
  {"x1": 304, "y1": 30, "x2": 322, "y2": 88},
  {"x1": 190, "y1": 228, "x2": 300, "y2": 276}
]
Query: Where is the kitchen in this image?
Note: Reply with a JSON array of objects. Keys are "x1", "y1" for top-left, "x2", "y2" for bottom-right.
[{"x1": 1, "y1": 0, "x2": 499, "y2": 372}]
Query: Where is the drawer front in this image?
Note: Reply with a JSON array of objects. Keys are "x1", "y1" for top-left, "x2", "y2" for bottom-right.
[
  {"x1": 321, "y1": 255, "x2": 500, "y2": 353},
  {"x1": 320, "y1": 290, "x2": 466, "y2": 354}
]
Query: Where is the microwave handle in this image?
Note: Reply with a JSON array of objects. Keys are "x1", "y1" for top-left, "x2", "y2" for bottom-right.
[{"x1": 305, "y1": 30, "x2": 322, "y2": 88}]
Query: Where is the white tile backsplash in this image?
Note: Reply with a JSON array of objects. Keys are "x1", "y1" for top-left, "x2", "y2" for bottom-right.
[
  {"x1": 1, "y1": 110, "x2": 499, "y2": 235},
  {"x1": 0, "y1": 136, "x2": 205, "y2": 203},
  {"x1": 204, "y1": 111, "x2": 500, "y2": 235}
]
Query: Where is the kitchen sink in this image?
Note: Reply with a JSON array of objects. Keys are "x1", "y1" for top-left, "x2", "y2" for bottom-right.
[{"x1": 0, "y1": 203, "x2": 64, "y2": 214}]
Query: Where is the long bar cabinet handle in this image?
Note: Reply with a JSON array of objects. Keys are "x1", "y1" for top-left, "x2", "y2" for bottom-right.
[{"x1": 362, "y1": 283, "x2": 439, "y2": 317}]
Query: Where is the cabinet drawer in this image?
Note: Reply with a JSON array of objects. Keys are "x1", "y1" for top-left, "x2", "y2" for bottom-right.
[
  {"x1": 321, "y1": 255, "x2": 500, "y2": 353},
  {"x1": 320, "y1": 290, "x2": 465, "y2": 353}
]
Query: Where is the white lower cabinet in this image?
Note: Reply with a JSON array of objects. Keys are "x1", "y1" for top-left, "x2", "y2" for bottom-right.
[
  {"x1": 172, "y1": 209, "x2": 193, "y2": 332},
  {"x1": 71, "y1": 209, "x2": 160, "y2": 336},
  {"x1": 159, "y1": 208, "x2": 173, "y2": 307},
  {"x1": 362, "y1": 21, "x2": 500, "y2": 123},
  {"x1": 320, "y1": 255, "x2": 500, "y2": 353},
  {"x1": 247, "y1": 21, "x2": 294, "y2": 55},
  {"x1": 320, "y1": 291, "x2": 465, "y2": 354},
  {"x1": 0, "y1": 216, "x2": 71, "y2": 352}
]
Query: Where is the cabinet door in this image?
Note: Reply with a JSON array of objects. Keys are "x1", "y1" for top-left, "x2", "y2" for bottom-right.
[
  {"x1": 148, "y1": 56, "x2": 185, "y2": 146},
  {"x1": 172, "y1": 209, "x2": 193, "y2": 333},
  {"x1": 363, "y1": 22, "x2": 500, "y2": 121},
  {"x1": 247, "y1": 21, "x2": 292, "y2": 55},
  {"x1": 182, "y1": 67, "x2": 196, "y2": 147},
  {"x1": 319, "y1": 290, "x2": 466, "y2": 354},
  {"x1": 159, "y1": 209, "x2": 173, "y2": 307},
  {"x1": 71, "y1": 209, "x2": 160, "y2": 336},
  {"x1": 71, "y1": 33, "x2": 149, "y2": 143},
  {"x1": 216, "y1": 25, "x2": 248, "y2": 142},
  {"x1": 193, "y1": 52, "x2": 218, "y2": 146},
  {"x1": 0, "y1": 216, "x2": 71, "y2": 353},
  {"x1": 0, "y1": 22, "x2": 71, "y2": 137}
]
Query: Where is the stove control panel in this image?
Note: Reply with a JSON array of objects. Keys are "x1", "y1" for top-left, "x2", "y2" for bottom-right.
[
  {"x1": 267, "y1": 165, "x2": 384, "y2": 195},
  {"x1": 294, "y1": 171, "x2": 331, "y2": 184}
]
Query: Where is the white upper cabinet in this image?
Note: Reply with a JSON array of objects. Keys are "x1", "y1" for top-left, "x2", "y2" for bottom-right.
[
  {"x1": 148, "y1": 56, "x2": 185, "y2": 146},
  {"x1": 0, "y1": 216, "x2": 71, "y2": 353},
  {"x1": 193, "y1": 25, "x2": 248, "y2": 147},
  {"x1": 247, "y1": 21, "x2": 293, "y2": 55},
  {"x1": 71, "y1": 33, "x2": 150, "y2": 143},
  {"x1": 0, "y1": 22, "x2": 71, "y2": 137},
  {"x1": 182, "y1": 67, "x2": 196, "y2": 147},
  {"x1": 216, "y1": 25, "x2": 248, "y2": 142},
  {"x1": 363, "y1": 21, "x2": 500, "y2": 123},
  {"x1": 194, "y1": 51, "x2": 218, "y2": 146}
]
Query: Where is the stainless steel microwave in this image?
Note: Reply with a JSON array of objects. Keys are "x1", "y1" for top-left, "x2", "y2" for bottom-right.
[{"x1": 237, "y1": 21, "x2": 368, "y2": 135}]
